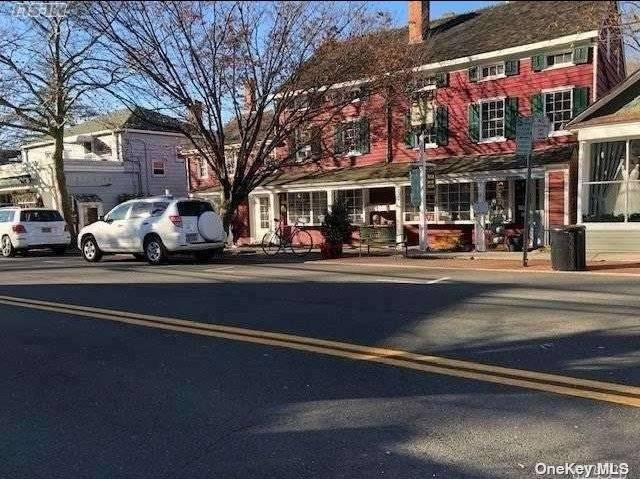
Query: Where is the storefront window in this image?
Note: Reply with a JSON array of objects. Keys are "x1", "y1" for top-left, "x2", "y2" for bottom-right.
[
  {"x1": 582, "y1": 141, "x2": 627, "y2": 222},
  {"x1": 286, "y1": 191, "x2": 327, "y2": 225},
  {"x1": 336, "y1": 189, "x2": 364, "y2": 224},
  {"x1": 438, "y1": 183, "x2": 471, "y2": 221},
  {"x1": 403, "y1": 186, "x2": 434, "y2": 222}
]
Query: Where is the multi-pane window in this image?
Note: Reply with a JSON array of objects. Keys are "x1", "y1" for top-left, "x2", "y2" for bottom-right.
[
  {"x1": 479, "y1": 99, "x2": 505, "y2": 140},
  {"x1": 286, "y1": 191, "x2": 327, "y2": 225},
  {"x1": 546, "y1": 51, "x2": 573, "y2": 68},
  {"x1": 258, "y1": 197, "x2": 270, "y2": 229},
  {"x1": 582, "y1": 140, "x2": 640, "y2": 223},
  {"x1": 335, "y1": 119, "x2": 369, "y2": 155},
  {"x1": 408, "y1": 91, "x2": 437, "y2": 146},
  {"x1": 152, "y1": 160, "x2": 165, "y2": 176},
  {"x1": 196, "y1": 157, "x2": 208, "y2": 178},
  {"x1": 480, "y1": 63, "x2": 505, "y2": 79},
  {"x1": 437, "y1": 183, "x2": 471, "y2": 221},
  {"x1": 544, "y1": 90, "x2": 572, "y2": 131},
  {"x1": 403, "y1": 186, "x2": 435, "y2": 222},
  {"x1": 336, "y1": 189, "x2": 364, "y2": 224}
]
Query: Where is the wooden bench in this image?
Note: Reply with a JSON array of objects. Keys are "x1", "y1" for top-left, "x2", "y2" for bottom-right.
[{"x1": 359, "y1": 226, "x2": 407, "y2": 256}]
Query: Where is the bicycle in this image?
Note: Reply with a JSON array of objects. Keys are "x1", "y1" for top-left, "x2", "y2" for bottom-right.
[{"x1": 261, "y1": 217, "x2": 313, "y2": 256}]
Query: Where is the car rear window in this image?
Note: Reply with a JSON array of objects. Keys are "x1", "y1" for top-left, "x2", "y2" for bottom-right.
[
  {"x1": 20, "y1": 210, "x2": 63, "y2": 222},
  {"x1": 177, "y1": 201, "x2": 213, "y2": 216},
  {"x1": 0, "y1": 210, "x2": 15, "y2": 223}
]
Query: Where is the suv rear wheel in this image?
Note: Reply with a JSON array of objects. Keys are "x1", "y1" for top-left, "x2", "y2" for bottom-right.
[
  {"x1": 144, "y1": 235, "x2": 167, "y2": 265},
  {"x1": 81, "y1": 236, "x2": 103, "y2": 262},
  {"x1": 1, "y1": 235, "x2": 15, "y2": 258}
]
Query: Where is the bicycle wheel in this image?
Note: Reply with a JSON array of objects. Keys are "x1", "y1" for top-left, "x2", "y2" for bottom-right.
[
  {"x1": 289, "y1": 228, "x2": 313, "y2": 255},
  {"x1": 261, "y1": 231, "x2": 281, "y2": 256}
]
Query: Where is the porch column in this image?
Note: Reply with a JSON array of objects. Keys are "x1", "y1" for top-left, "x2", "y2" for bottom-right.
[
  {"x1": 326, "y1": 188, "x2": 334, "y2": 212},
  {"x1": 475, "y1": 180, "x2": 487, "y2": 252},
  {"x1": 268, "y1": 191, "x2": 278, "y2": 223},
  {"x1": 394, "y1": 185, "x2": 404, "y2": 245}
]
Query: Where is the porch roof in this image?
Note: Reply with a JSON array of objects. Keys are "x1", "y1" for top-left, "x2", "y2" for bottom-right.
[{"x1": 261, "y1": 146, "x2": 574, "y2": 188}]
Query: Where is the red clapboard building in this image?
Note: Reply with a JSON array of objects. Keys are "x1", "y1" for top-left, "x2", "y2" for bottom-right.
[{"x1": 189, "y1": 0, "x2": 624, "y2": 249}]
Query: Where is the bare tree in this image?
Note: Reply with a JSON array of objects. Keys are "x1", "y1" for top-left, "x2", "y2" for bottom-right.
[
  {"x1": 87, "y1": 1, "x2": 408, "y2": 228},
  {"x1": 0, "y1": 3, "x2": 116, "y2": 232}
]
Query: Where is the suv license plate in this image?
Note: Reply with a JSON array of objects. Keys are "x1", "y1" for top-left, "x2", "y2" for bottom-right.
[
  {"x1": 186, "y1": 233, "x2": 198, "y2": 243},
  {"x1": 41, "y1": 227, "x2": 51, "y2": 233}
]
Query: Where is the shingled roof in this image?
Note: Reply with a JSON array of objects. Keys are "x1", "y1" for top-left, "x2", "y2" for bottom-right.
[
  {"x1": 193, "y1": 146, "x2": 574, "y2": 192},
  {"x1": 569, "y1": 67, "x2": 640, "y2": 128},
  {"x1": 296, "y1": 1, "x2": 610, "y2": 88}
]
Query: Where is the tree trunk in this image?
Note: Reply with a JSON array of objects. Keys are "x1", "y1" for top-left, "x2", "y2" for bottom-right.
[
  {"x1": 51, "y1": 129, "x2": 75, "y2": 238},
  {"x1": 385, "y1": 91, "x2": 393, "y2": 164}
]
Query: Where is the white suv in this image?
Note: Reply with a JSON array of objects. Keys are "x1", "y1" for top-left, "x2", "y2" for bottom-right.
[
  {"x1": 77, "y1": 196, "x2": 226, "y2": 264},
  {"x1": 0, "y1": 207, "x2": 71, "y2": 257}
]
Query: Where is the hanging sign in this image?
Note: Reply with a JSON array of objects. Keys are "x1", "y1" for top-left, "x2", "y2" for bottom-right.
[
  {"x1": 516, "y1": 116, "x2": 533, "y2": 157},
  {"x1": 410, "y1": 167, "x2": 421, "y2": 207},
  {"x1": 532, "y1": 114, "x2": 551, "y2": 141}
]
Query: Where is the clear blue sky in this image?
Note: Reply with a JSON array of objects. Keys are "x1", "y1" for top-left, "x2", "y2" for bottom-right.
[{"x1": 367, "y1": 1, "x2": 500, "y2": 25}]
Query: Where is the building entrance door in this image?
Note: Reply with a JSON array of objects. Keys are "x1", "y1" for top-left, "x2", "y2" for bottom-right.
[{"x1": 252, "y1": 195, "x2": 271, "y2": 242}]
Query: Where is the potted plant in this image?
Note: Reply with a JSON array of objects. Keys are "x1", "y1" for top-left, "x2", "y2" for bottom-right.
[{"x1": 321, "y1": 199, "x2": 350, "y2": 259}]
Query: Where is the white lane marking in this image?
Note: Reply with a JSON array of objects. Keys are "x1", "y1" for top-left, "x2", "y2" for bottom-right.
[
  {"x1": 426, "y1": 276, "x2": 449, "y2": 284},
  {"x1": 204, "y1": 266, "x2": 235, "y2": 272},
  {"x1": 376, "y1": 276, "x2": 449, "y2": 285}
]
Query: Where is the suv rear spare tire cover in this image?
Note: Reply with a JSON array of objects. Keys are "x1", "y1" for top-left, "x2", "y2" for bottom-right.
[{"x1": 198, "y1": 211, "x2": 225, "y2": 242}]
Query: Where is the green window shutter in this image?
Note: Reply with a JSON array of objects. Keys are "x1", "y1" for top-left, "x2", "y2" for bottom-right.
[
  {"x1": 435, "y1": 106, "x2": 448, "y2": 146},
  {"x1": 435, "y1": 72, "x2": 448, "y2": 87},
  {"x1": 468, "y1": 66, "x2": 479, "y2": 82},
  {"x1": 333, "y1": 125, "x2": 343, "y2": 154},
  {"x1": 358, "y1": 118, "x2": 370, "y2": 154},
  {"x1": 505, "y1": 97, "x2": 519, "y2": 140},
  {"x1": 572, "y1": 87, "x2": 589, "y2": 117},
  {"x1": 310, "y1": 126, "x2": 322, "y2": 158},
  {"x1": 530, "y1": 93, "x2": 544, "y2": 116},
  {"x1": 505, "y1": 59, "x2": 519, "y2": 76},
  {"x1": 468, "y1": 103, "x2": 480, "y2": 142},
  {"x1": 404, "y1": 113, "x2": 416, "y2": 148},
  {"x1": 573, "y1": 46, "x2": 590, "y2": 64},
  {"x1": 531, "y1": 54, "x2": 545, "y2": 72}
]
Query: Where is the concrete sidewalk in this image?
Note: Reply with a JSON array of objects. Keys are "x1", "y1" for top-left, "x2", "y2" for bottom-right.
[{"x1": 315, "y1": 251, "x2": 640, "y2": 276}]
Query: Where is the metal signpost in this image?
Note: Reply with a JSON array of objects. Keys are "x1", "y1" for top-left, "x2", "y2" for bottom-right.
[
  {"x1": 516, "y1": 116, "x2": 533, "y2": 267},
  {"x1": 517, "y1": 114, "x2": 551, "y2": 267}
]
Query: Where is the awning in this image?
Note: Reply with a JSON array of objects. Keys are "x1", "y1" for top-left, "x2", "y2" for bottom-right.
[
  {"x1": 193, "y1": 145, "x2": 575, "y2": 194},
  {"x1": 261, "y1": 145, "x2": 575, "y2": 187},
  {"x1": 73, "y1": 194, "x2": 102, "y2": 203}
]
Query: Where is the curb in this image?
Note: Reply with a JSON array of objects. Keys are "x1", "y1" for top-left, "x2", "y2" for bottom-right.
[{"x1": 308, "y1": 260, "x2": 640, "y2": 278}]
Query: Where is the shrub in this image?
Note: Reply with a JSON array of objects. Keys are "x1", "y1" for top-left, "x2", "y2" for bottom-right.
[{"x1": 322, "y1": 199, "x2": 351, "y2": 244}]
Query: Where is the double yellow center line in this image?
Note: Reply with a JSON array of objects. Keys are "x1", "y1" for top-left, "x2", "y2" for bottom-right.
[{"x1": 1, "y1": 294, "x2": 640, "y2": 408}]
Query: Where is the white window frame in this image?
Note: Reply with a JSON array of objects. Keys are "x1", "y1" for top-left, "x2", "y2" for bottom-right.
[
  {"x1": 478, "y1": 96, "x2": 507, "y2": 143},
  {"x1": 196, "y1": 157, "x2": 208, "y2": 179},
  {"x1": 409, "y1": 88, "x2": 438, "y2": 149},
  {"x1": 402, "y1": 183, "x2": 474, "y2": 224},
  {"x1": 335, "y1": 188, "x2": 365, "y2": 224},
  {"x1": 542, "y1": 86, "x2": 574, "y2": 136},
  {"x1": 478, "y1": 61, "x2": 506, "y2": 81},
  {"x1": 286, "y1": 190, "x2": 327, "y2": 226},
  {"x1": 152, "y1": 160, "x2": 166, "y2": 177},
  {"x1": 543, "y1": 50, "x2": 574, "y2": 70},
  {"x1": 341, "y1": 119, "x2": 365, "y2": 157},
  {"x1": 295, "y1": 127, "x2": 315, "y2": 163}
]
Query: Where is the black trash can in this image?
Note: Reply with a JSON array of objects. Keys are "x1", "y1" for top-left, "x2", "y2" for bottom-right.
[{"x1": 550, "y1": 225, "x2": 586, "y2": 271}]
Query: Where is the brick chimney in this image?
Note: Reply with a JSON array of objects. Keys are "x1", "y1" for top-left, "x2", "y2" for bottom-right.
[{"x1": 408, "y1": 0, "x2": 429, "y2": 44}]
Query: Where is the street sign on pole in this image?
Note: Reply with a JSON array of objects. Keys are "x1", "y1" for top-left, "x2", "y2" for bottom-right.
[
  {"x1": 410, "y1": 167, "x2": 421, "y2": 207},
  {"x1": 532, "y1": 114, "x2": 551, "y2": 141},
  {"x1": 516, "y1": 116, "x2": 533, "y2": 157}
]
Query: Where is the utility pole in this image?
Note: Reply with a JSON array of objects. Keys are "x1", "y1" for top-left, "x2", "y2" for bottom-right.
[
  {"x1": 522, "y1": 152, "x2": 532, "y2": 267},
  {"x1": 418, "y1": 130, "x2": 428, "y2": 252}
]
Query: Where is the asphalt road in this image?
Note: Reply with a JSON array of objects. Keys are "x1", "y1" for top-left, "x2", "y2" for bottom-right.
[{"x1": 1, "y1": 252, "x2": 639, "y2": 478}]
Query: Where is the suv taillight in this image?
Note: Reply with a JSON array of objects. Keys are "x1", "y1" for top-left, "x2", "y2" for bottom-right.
[
  {"x1": 12, "y1": 224, "x2": 26, "y2": 234},
  {"x1": 169, "y1": 215, "x2": 183, "y2": 228}
]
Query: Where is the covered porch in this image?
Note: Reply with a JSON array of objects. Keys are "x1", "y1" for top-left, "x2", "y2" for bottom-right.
[{"x1": 198, "y1": 146, "x2": 573, "y2": 250}]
